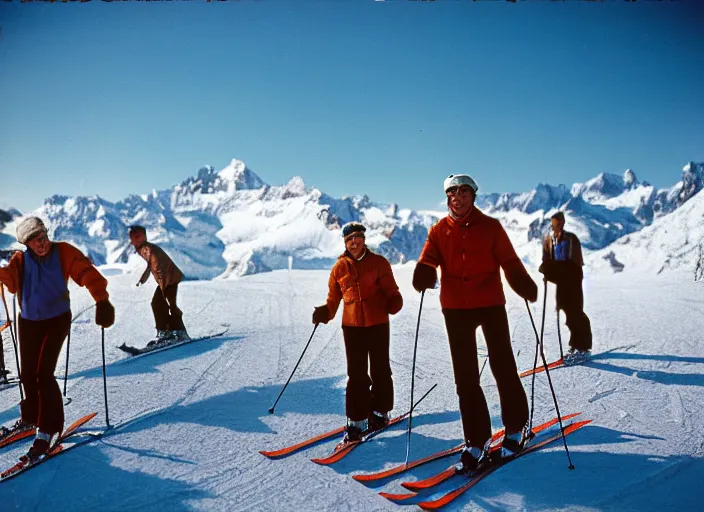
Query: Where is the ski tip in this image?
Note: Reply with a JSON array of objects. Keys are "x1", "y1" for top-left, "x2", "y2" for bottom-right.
[
  {"x1": 259, "y1": 450, "x2": 284, "y2": 459},
  {"x1": 80, "y1": 412, "x2": 99, "y2": 424},
  {"x1": 379, "y1": 490, "x2": 418, "y2": 502},
  {"x1": 352, "y1": 473, "x2": 376, "y2": 482}
]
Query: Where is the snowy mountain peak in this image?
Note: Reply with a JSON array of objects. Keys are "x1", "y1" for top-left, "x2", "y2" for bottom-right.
[
  {"x1": 623, "y1": 169, "x2": 638, "y2": 189},
  {"x1": 679, "y1": 161, "x2": 704, "y2": 205},
  {"x1": 3, "y1": 158, "x2": 703, "y2": 278},
  {"x1": 218, "y1": 159, "x2": 266, "y2": 191},
  {"x1": 179, "y1": 160, "x2": 267, "y2": 196},
  {"x1": 571, "y1": 172, "x2": 634, "y2": 201},
  {"x1": 281, "y1": 176, "x2": 307, "y2": 197}
]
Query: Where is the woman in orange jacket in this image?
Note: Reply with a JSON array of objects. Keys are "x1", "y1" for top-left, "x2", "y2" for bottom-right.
[
  {"x1": 413, "y1": 174, "x2": 537, "y2": 473},
  {"x1": 312, "y1": 222, "x2": 403, "y2": 443},
  {"x1": 0, "y1": 217, "x2": 114, "y2": 460}
]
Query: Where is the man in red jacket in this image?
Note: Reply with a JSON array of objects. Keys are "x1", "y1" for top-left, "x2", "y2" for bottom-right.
[{"x1": 413, "y1": 174, "x2": 537, "y2": 472}]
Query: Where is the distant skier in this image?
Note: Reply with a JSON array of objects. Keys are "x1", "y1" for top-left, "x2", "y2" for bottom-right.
[
  {"x1": 312, "y1": 222, "x2": 403, "y2": 444},
  {"x1": 412, "y1": 174, "x2": 538, "y2": 472},
  {"x1": 539, "y1": 211, "x2": 592, "y2": 364},
  {"x1": 128, "y1": 225, "x2": 189, "y2": 345},
  {"x1": 0, "y1": 217, "x2": 115, "y2": 459}
]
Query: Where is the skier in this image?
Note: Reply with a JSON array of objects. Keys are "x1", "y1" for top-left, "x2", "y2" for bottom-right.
[
  {"x1": 539, "y1": 211, "x2": 592, "y2": 364},
  {"x1": 312, "y1": 222, "x2": 403, "y2": 443},
  {"x1": 412, "y1": 174, "x2": 538, "y2": 472},
  {"x1": 0, "y1": 217, "x2": 115, "y2": 458},
  {"x1": 128, "y1": 225, "x2": 189, "y2": 345}
]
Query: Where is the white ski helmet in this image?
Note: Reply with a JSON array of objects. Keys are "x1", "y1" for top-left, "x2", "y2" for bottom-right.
[{"x1": 443, "y1": 174, "x2": 478, "y2": 195}]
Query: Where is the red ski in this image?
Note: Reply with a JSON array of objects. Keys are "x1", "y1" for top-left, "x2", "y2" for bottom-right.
[
  {"x1": 0, "y1": 412, "x2": 98, "y2": 481},
  {"x1": 311, "y1": 385, "x2": 437, "y2": 466},
  {"x1": 417, "y1": 419, "x2": 592, "y2": 510},
  {"x1": 0, "y1": 428, "x2": 35, "y2": 450},
  {"x1": 311, "y1": 413, "x2": 408, "y2": 465},
  {"x1": 379, "y1": 412, "x2": 581, "y2": 501},
  {"x1": 260, "y1": 426, "x2": 346, "y2": 459},
  {"x1": 353, "y1": 426, "x2": 509, "y2": 484},
  {"x1": 519, "y1": 358, "x2": 564, "y2": 378},
  {"x1": 362, "y1": 411, "x2": 580, "y2": 486}
]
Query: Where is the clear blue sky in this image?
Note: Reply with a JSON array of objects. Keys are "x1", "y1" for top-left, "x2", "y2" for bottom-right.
[{"x1": 1, "y1": 1, "x2": 702, "y2": 213}]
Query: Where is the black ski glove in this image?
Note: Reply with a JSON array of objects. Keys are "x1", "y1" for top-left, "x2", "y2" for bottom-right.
[
  {"x1": 312, "y1": 305, "x2": 330, "y2": 325},
  {"x1": 539, "y1": 261, "x2": 571, "y2": 284},
  {"x1": 386, "y1": 294, "x2": 403, "y2": 315},
  {"x1": 95, "y1": 300, "x2": 115, "y2": 328},
  {"x1": 412, "y1": 263, "x2": 437, "y2": 292}
]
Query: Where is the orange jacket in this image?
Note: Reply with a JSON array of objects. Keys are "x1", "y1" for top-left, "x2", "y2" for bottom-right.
[
  {"x1": 136, "y1": 242, "x2": 184, "y2": 290},
  {"x1": 0, "y1": 242, "x2": 109, "y2": 308},
  {"x1": 418, "y1": 208, "x2": 533, "y2": 310},
  {"x1": 325, "y1": 248, "x2": 403, "y2": 327}
]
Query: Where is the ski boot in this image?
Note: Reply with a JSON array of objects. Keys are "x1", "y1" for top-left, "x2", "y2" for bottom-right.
[
  {"x1": 564, "y1": 348, "x2": 591, "y2": 366},
  {"x1": 171, "y1": 329, "x2": 190, "y2": 342},
  {"x1": 501, "y1": 427, "x2": 528, "y2": 460},
  {"x1": 20, "y1": 432, "x2": 54, "y2": 463},
  {"x1": 1, "y1": 418, "x2": 34, "y2": 439},
  {"x1": 368, "y1": 410, "x2": 390, "y2": 432},
  {"x1": 336, "y1": 418, "x2": 367, "y2": 449},
  {"x1": 147, "y1": 330, "x2": 174, "y2": 347},
  {"x1": 455, "y1": 442, "x2": 488, "y2": 475}
]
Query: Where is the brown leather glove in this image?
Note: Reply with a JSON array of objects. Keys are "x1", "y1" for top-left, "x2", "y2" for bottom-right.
[
  {"x1": 312, "y1": 305, "x2": 330, "y2": 325},
  {"x1": 412, "y1": 263, "x2": 437, "y2": 292}
]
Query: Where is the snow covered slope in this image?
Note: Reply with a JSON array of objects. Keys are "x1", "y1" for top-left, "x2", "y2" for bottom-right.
[
  {"x1": 0, "y1": 265, "x2": 702, "y2": 511},
  {"x1": 587, "y1": 185, "x2": 704, "y2": 275}
]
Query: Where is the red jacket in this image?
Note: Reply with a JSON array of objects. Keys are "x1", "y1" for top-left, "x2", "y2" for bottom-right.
[
  {"x1": 418, "y1": 208, "x2": 534, "y2": 309},
  {"x1": 325, "y1": 249, "x2": 402, "y2": 327},
  {"x1": 0, "y1": 242, "x2": 109, "y2": 309}
]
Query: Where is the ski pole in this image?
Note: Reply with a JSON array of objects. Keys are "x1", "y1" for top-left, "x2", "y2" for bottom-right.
[
  {"x1": 63, "y1": 331, "x2": 71, "y2": 397},
  {"x1": 528, "y1": 281, "x2": 548, "y2": 434},
  {"x1": 268, "y1": 324, "x2": 318, "y2": 414},
  {"x1": 405, "y1": 290, "x2": 425, "y2": 466},
  {"x1": 525, "y1": 296, "x2": 575, "y2": 470},
  {"x1": 1, "y1": 284, "x2": 23, "y2": 401},
  {"x1": 556, "y1": 308, "x2": 565, "y2": 360},
  {"x1": 12, "y1": 293, "x2": 18, "y2": 345},
  {"x1": 101, "y1": 327, "x2": 110, "y2": 427}
]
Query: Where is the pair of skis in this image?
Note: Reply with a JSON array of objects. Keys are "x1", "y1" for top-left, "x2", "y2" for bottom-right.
[
  {"x1": 0, "y1": 411, "x2": 102, "y2": 482},
  {"x1": 375, "y1": 414, "x2": 589, "y2": 509},
  {"x1": 117, "y1": 327, "x2": 229, "y2": 358},
  {"x1": 407, "y1": 418, "x2": 591, "y2": 510},
  {"x1": 518, "y1": 344, "x2": 637, "y2": 378},
  {"x1": 260, "y1": 385, "x2": 436, "y2": 464}
]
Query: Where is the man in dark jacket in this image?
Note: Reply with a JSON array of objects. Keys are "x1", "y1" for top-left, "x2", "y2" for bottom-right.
[
  {"x1": 129, "y1": 225, "x2": 188, "y2": 345},
  {"x1": 539, "y1": 212, "x2": 592, "y2": 363}
]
